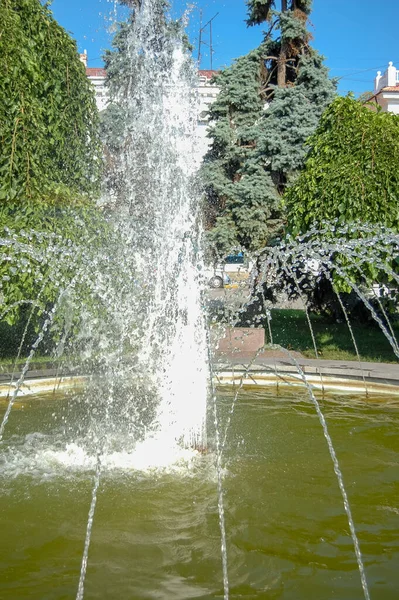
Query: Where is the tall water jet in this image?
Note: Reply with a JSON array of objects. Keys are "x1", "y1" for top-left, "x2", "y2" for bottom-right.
[
  {"x1": 100, "y1": 0, "x2": 209, "y2": 448},
  {"x1": 0, "y1": 0, "x2": 210, "y2": 464},
  {"x1": 75, "y1": 2, "x2": 213, "y2": 595}
]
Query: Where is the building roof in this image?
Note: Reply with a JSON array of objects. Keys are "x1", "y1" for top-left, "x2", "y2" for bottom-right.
[
  {"x1": 366, "y1": 85, "x2": 399, "y2": 104},
  {"x1": 198, "y1": 70, "x2": 218, "y2": 80},
  {"x1": 86, "y1": 68, "x2": 106, "y2": 78},
  {"x1": 85, "y1": 67, "x2": 217, "y2": 81}
]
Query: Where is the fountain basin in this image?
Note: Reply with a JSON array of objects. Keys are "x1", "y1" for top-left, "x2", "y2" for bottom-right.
[
  {"x1": 0, "y1": 389, "x2": 398, "y2": 599},
  {"x1": 0, "y1": 376, "x2": 87, "y2": 399}
]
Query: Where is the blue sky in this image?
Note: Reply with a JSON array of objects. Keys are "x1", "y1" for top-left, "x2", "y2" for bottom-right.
[{"x1": 50, "y1": 0, "x2": 399, "y2": 96}]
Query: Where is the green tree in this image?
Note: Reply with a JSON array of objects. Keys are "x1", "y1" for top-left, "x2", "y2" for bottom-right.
[
  {"x1": 0, "y1": 0, "x2": 104, "y2": 330},
  {"x1": 281, "y1": 96, "x2": 399, "y2": 320},
  {"x1": 0, "y1": 0, "x2": 101, "y2": 205},
  {"x1": 203, "y1": 0, "x2": 336, "y2": 252},
  {"x1": 285, "y1": 96, "x2": 399, "y2": 234}
]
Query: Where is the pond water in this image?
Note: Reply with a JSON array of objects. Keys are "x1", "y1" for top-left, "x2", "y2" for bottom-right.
[{"x1": 0, "y1": 389, "x2": 398, "y2": 599}]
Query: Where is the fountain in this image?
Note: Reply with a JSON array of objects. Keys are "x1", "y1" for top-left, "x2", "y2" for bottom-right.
[{"x1": 1, "y1": 1, "x2": 399, "y2": 599}]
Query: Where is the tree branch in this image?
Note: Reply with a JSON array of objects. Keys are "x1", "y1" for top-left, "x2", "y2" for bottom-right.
[{"x1": 264, "y1": 19, "x2": 279, "y2": 42}]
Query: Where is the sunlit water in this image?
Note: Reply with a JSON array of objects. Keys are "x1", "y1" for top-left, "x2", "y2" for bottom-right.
[{"x1": 1, "y1": 390, "x2": 398, "y2": 599}]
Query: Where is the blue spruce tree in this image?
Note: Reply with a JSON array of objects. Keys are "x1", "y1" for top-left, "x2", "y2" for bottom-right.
[{"x1": 203, "y1": 0, "x2": 336, "y2": 252}]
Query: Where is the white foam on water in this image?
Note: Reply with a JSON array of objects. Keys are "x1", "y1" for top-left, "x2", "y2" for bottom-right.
[{"x1": 0, "y1": 433, "x2": 203, "y2": 480}]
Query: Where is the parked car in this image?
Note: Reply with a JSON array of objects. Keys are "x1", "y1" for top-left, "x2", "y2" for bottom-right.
[
  {"x1": 203, "y1": 265, "x2": 231, "y2": 288},
  {"x1": 223, "y1": 253, "x2": 254, "y2": 276},
  {"x1": 203, "y1": 253, "x2": 253, "y2": 288}
]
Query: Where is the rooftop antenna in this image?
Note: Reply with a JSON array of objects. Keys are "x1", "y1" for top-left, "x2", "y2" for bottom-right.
[
  {"x1": 197, "y1": 9, "x2": 203, "y2": 65},
  {"x1": 197, "y1": 12, "x2": 219, "y2": 70}
]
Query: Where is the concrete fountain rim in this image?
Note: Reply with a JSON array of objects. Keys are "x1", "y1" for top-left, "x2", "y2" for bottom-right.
[{"x1": 1, "y1": 359, "x2": 399, "y2": 399}]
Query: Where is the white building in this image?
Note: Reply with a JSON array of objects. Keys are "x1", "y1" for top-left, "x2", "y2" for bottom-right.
[
  {"x1": 80, "y1": 53, "x2": 220, "y2": 157},
  {"x1": 80, "y1": 51, "x2": 108, "y2": 112},
  {"x1": 373, "y1": 61, "x2": 399, "y2": 113}
]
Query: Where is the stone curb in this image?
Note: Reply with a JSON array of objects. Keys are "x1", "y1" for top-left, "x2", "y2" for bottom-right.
[
  {"x1": 0, "y1": 375, "x2": 87, "y2": 400},
  {"x1": 1, "y1": 357, "x2": 399, "y2": 400},
  {"x1": 213, "y1": 357, "x2": 399, "y2": 396},
  {"x1": 214, "y1": 357, "x2": 399, "y2": 386}
]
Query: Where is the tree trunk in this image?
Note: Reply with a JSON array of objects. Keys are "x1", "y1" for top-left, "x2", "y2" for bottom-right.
[
  {"x1": 277, "y1": 45, "x2": 287, "y2": 87},
  {"x1": 277, "y1": 0, "x2": 288, "y2": 87}
]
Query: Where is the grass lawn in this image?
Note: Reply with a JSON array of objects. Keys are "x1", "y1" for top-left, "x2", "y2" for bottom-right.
[
  {"x1": 0, "y1": 319, "x2": 52, "y2": 368},
  {"x1": 1, "y1": 309, "x2": 398, "y2": 367},
  {"x1": 0, "y1": 355, "x2": 55, "y2": 370},
  {"x1": 267, "y1": 309, "x2": 399, "y2": 363}
]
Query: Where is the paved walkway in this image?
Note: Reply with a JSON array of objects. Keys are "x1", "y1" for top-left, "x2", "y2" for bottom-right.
[
  {"x1": 2, "y1": 352, "x2": 399, "y2": 388},
  {"x1": 0, "y1": 363, "x2": 77, "y2": 383}
]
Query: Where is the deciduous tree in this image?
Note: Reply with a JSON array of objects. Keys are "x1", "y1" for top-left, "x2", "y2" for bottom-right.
[
  {"x1": 0, "y1": 0, "x2": 101, "y2": 206},
  {"x1": 285, "y1": 96, "x2": 399, "y2": 233},
  {"x1": 0, "y1": 0, "x2": 104, "y2": 330}
]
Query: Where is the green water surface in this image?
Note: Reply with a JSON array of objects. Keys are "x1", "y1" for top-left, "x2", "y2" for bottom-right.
[{"x1": 0, "y1": 389, "x2": 398, "y2": 599}]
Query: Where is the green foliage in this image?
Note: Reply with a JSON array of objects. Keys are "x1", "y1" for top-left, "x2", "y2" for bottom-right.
[
  {"x1": 0, "y1": 0, "x2": 106, "y2": 334},
  {"x1": 279, "y1": 10, "x2": 308, "y2": 40},
  {"x1": 358, "y1": 90, "x2": 374, "y2": 104},
  {"x1": 0, "y1": 202, "x2": 110, "y2": 326},
  {"x1": 246, "y1": 0, "x2": 274, "y2": 25},
  {"x1": 0, "y1": 0, "x2": 101, "y2": 203},
  {"x1": 103, "y1": 22, "x2": 132, "y2": 99},
  {"x1": 285, "y1": 96, "x2": 399, "y2": 234},
  {"x1": 0, "y1": 310, "x2": 46, "y2": 359},
  {"x1": 204, "y1": 1, "x2": 335, "y2": 253},
  {"x1": 246, "y1": 1, "x2": 312, "y2": 26},
  {"x1": 204, "y1": 48, "x2": 280, "y2": 251}
]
